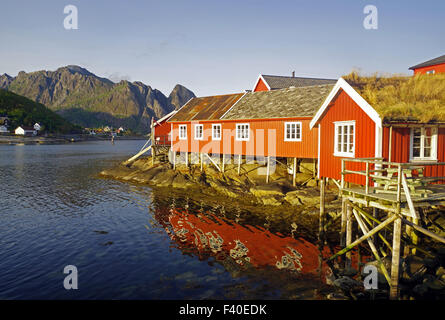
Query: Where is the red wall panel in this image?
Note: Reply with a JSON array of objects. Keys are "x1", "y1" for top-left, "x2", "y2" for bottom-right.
[
  {"x1": 170, "y1": 117, "x2": 318, "y2": 159},
  {"x1": 413, "y1": 63, "x2": 445, "y2": 75},
  {"x1": 318, "y1": 90, "x2": 376, "y2": 184}
]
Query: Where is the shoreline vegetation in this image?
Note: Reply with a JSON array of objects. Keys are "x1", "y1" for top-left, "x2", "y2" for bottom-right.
[{"x1": 0, "y1": 134, "x2": 147, "y2": 145}]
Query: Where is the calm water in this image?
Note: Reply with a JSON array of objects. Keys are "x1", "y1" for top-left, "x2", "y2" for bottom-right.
[{"x1": 0, "y1": 140, "x2": 329, "y2": 299}]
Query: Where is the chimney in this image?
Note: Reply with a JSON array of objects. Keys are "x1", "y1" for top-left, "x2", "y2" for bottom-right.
[{"x1": 292, "y1": 71, "x2": 295, "y2": 77}]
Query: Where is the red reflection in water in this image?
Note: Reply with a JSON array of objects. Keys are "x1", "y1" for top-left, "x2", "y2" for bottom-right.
[{"x1": 157, "y1": 207, "x2": 337, "y2": 277}]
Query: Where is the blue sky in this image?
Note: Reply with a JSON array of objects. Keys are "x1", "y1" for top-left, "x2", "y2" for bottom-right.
[{"x1": 0, "y1": 0, "x2": 444, "y2": 96}]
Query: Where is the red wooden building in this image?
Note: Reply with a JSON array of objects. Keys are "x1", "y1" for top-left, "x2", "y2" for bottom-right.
[
  {"x1": 409, "y1": 54, "x2": 445, "y2": 75},
  {"x1": 168, "y1": 85, "x2": 334, "y2": 178},
  {"x1": 310, "y1": 77, "x2": 445, "y2": 185}
]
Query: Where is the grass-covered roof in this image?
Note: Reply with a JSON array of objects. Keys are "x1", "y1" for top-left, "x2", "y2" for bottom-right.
[{"x1": 343, "y1": 72, "x2": 445, "y2": 123}]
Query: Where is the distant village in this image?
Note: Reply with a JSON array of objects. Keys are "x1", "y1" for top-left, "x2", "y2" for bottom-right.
[{"x1": 0, "y1": 115, "x2": 126, "y2": 137}]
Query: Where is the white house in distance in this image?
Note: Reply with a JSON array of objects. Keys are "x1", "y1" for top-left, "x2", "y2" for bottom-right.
[
  {"x1": 0, "y1": 125, "x2": 8, "y2": 133},
  {"x1": 15, "y1": 126, "x2": 37, "y2": 136}
]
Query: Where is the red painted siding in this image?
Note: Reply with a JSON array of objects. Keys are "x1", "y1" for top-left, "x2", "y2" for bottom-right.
[
  {"x1": 318, "y1": 90, "x2": 376, "y2": 184},
  {"x1": 253, "y1": 78, "x2": 269, "y2": 92},
  {"x1": 154, "y1": 119, "x2": 172, "y2": 145},
  {"x1": 382, "y1": 126, "x2": 445, "y2": 179},
  {"x1": 170, "y1": 118, "x2": 318, "y2": 159},
  {"x1": 413, "y1": 63, "x2": 445, "y2": 75}
]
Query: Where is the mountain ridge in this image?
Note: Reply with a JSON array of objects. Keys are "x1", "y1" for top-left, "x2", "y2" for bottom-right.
[{"x1": 0, "y1": 66, "x2": 195, "y2": 133}]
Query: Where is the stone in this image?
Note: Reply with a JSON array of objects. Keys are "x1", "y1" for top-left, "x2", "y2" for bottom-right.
[
  {"x1": 306, "y1": 179, "x2": 318, "y2": 187},
  {"x1": 260, "y1": 196, "x2": 282, "y2": 206},
  {"x1": 333, "y1": 276, "x2": 362, "y2": 292},
  {"x1": 284, "y1": 188, "x2": 320, "y2": 207},
  {"x1": 249, "y1": 184, "x2": 285, "y2": 198},
  {"x1": 340, "y1": 267, "x2": 358, "y2": 277},
  {"x1": 326, "y1": 292, "x2": 348, "y2": 300},
  {"x1": 412, "y1": 284, "x2": 428, "y2": 296}
]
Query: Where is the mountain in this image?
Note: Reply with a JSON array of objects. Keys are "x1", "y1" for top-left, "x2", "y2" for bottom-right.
[
  {"x1": 0, "y1": 89, "x2": 81, "y2": 133},
  {"x1": 0, "y1": 66, "x2": 196, "y2": 133}
]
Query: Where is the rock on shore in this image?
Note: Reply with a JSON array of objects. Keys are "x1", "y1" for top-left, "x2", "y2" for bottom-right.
[{"x1": 99, "y1": 156, "x2": 341, "y2": 213}]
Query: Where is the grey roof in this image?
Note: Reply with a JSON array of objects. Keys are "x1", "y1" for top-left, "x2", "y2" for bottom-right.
[
  {"x1": 261, "y1": 75, "x2": 336, "y2": 90},
  {"x1": 222, "y1": 84, "x2": 334, "y2": 120},
  {"x1": 409, "y1": 54, "x2": 445, "y2": 70}
]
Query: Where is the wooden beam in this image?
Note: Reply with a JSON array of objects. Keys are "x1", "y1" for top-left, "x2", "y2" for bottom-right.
[
  {"x1": 238, "y1": 154, "x2": 241, "y2": 175},
  {"x1": 205, "y1": 153, "x2": 221, "y2": 172},
  {"x1": 340, "y1": 199, "x2": 347, "y2": 247},
  {"x1": 401, "y1": 174, "x2": 419, "y2": 219},
  {"x1": 266, "y1": 156, "x2": 270, "y2": 184},
  {"x1": 222, "y1": 154, "x2": 225, "y2": 173},
  {"x1": 319, "y1": 177, "x2": 326, "y2": 243},
  {"x1": 329, "y1": 214, "x2": 398, "y2": 261},
  {"x1": 353, "y1": 209, "x2": 391, "y2": 285},
  {"x1": 346, "y1": 202, "x2": 352, "y2": 267},
  {"x1": 401, "y1": 216, "x2": 445, "y2": 244},
  {"x1": 293, "y1": 158, "x2": 297, "y2": 186},
  {"x1": 200, "y1": 152, "x2": 203, "y2": 171},
  {"x1": 124, "y1": 145, "x2": 152, "y2": 165},
  {"x1": 390, "y1": 217, "x2": 402, "y2": 300}
]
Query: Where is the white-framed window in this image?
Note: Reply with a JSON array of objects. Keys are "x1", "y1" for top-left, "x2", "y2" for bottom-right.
[
  {"x1": 426, "y1": 70, "x2": 435, "y2": 75},
  {"x1": 178, "y1": 124, "x2": 187, "y2": 140},
  {"x1": 194, "y1": 124, "x2": 203, "y2": 140},
  {"x1": 284, "y1": 122, "x2": 302, "y2": 141},
  {"x1": 410, "y1": 127, "x2": 438, "y2": 161},
  {"x1": 334, "y1": 121, "x2": 355, "y2": 157},
  {"x1": 236, "y1": 123, "x2": 250, "y2": 141},
  {"x1": 212, "y1": 124, "x2": 221, "y2": 141}
]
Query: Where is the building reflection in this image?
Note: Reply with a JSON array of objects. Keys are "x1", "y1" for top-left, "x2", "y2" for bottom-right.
[{"x1": 151, "y1": 194, "x2": 333, "y2": 278}]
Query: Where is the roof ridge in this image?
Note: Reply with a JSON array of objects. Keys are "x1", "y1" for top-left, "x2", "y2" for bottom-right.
[{"x1": 262, "y1": 74, "x2": 336, "y2": 81}]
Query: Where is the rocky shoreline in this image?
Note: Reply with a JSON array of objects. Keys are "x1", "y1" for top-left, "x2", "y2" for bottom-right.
[{"x1": 99, "y1": 156, "x2": 341, "y2": 214}]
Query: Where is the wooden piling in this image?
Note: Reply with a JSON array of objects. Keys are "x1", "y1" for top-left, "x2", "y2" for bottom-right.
[
  {"x1": 238, "y1": 154, "x2": 241, "y2": 175},
  {"x1": 390, "y1": 217, "x2": 402, "y2": 300},
  {"x1": 293, "y1": 157, "x2": 297, "y2": 186},
  {"x1": 266, "y1": 156, "x2": 270, "y2": 183},
  {"x1": 222, "y1": 154, "x2": 225, "y2": 173},
  {"x1": 346, "y1": 202, "x2": 352, "y2": 267},
  {"x1": 340, "y1": 199, "x2": 347, "y2": 247},
  {"x1": 319, "y1": 177, "x2": 326, "y2": 243},
  {"x1": 200, "y1": 152, "x2": 203, "y2": 171}
]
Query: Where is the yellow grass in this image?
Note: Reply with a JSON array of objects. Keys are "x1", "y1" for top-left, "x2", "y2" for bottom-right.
[{"x1": 343, "y1": 71, "x2": 445, "y2": 122}]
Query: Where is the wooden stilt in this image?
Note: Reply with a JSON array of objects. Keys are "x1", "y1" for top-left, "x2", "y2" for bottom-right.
[
  {"x1": 329, "y1": 214, "x2": 398, "y2": 261},
  {"x1": 266, "y1": 156, "x2": 270, "y2": 184},
  {"x1": 200, "y1": 152, "x2": 203, "y2": 171},
  {"x1": 185, "y1": 152, "x2": 188, "y2": 167},
  {"x1": 222, "y1": 154, "x2": 225, "y2": 173},
  {"x1": 173, "y1": 151, "x2": 176, "y2": 170},
  {"x1": 340, "y1": 199, "x2": 347, "y2": 247},
  {"x1": 238, "y1": 154, "x2": 241, "y2": 175},
  {"x1": 353, "y1": 208, "x2": 391, "y2": 284},
  {"x1": 293, "y1": 157, "x2": 297, "y2": 186},
  {"x1": 319, "y1": 177, "x2": 326, "y2": 244},
  {"x1": 346, "y1": 202, "x2": 353, "y2": 267},
  {"x1": 390, "y1": 217, "x2": 402, "y2": 300}
]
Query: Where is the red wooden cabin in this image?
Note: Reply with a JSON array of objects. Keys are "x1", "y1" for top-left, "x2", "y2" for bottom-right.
[
  {"x1": 310, "y1": 77, "x2": 445, "y2": 185},
  {"x1": 409, "y1": 54, "x2": 445, "y2": 75},
  {"x1": 168, "y1": 85, "x2": 334, "y2": 176}
]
